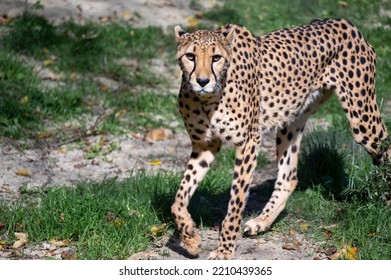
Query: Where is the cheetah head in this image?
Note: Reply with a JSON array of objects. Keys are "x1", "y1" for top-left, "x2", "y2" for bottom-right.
[{"x1": 174, "y1": 25, "x2": 235, "y2": 96}]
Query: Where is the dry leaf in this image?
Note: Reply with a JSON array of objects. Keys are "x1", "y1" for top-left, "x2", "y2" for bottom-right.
[
  {"x1": 150, "y1": 223, "x2": 167, "y2": 237},
  {"x1": 74, "y1": 163, "x2": 86, "y2": 169},
  {"x1": 43, "y1": 59, "x2": 54, "y2": 66},
  {"x1": 323, "y1": 246, "x2": 337, "y2": 256},
  {"x1": 325, "y1": 229, "x2": 333, "y2": 239},
  {"x1": 0, "y1": 221, "x2": 5, "y2": 230},
  {"x1": 149, "y1": 160, "x2": 162, "y2": 166},
  {"x1": 36, "y1": 132, "x2": 53, "y2": 139},
  {"x1": 344, "y1": 245, "x2": 357, "y2": 260},
  {"x1": 13, "y1": 232, "x2": 28, "y2": 249},
  {"x1": 114, "y1": 218, "x2": 123, "y2": 228},
  {"x1": 289, "y1": 227, "x2": 295, "y2": 237},
  {"x1": 61, "y1": 250, "x2": 78, "y2": 260},
  {"x1": 15, "y1": 169, "x2": 31, "y2": 177},
  {"x1": 0, "y1": 15, "x2": 12, "y2": 24},
  {"x1": 339, "y1": 1, "x2": 348, "y2": 7},
  {"x1": 187, "y1": 16, "x2": 200, "y2": 29},
  {"x1": 329, "y1": 251, "x2": 341, "y2": 260},
  {"x1": 49, "y1": 239, "x2": 68, "y2": 247},
  {"x1": 40, "y1": 70, "x2": 61, "y2": 81},
  {"x1": 58, "y1": 148, "x2": 67, "y2": 154},
  {"x1": 299, "y1": 223, "x2": 309, "y2": 231},
  {"x1": 282, "y1": 243, "x2": 298, "y2": 250},
  {"x1": 19, "y1": 96, "x2": 29, "y2": 105},
  {"x1": 329, "y1": 243, "x2": 357, "y2": 260},
  {"x1": 146, "y1": 127, "x2": 173, "y2": 141}
]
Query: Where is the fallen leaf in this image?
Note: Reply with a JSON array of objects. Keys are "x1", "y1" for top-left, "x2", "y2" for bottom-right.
[
  {"x1": 323, "y1": 246, "x2": 337, "y2": 256},
  {"x1": 289, "y1": 227, "x2": 295, "y2": 237},
  {"x1": 43, "y1": 59, "x2": 54, "y2": 66},
  {"x1": 106, "y1": 211, "x2": 115, "y2": 223},
  {"x1": 0, "y1": 221, "x2": 5, "y2": 230},
  {"x1": 114, "y1": 218, "x2": 123, "y2": 228},
  {"x1": 150, "y1": 223, "x2": 167, "y2": 237},
  {"x1": 19, "y1": 95, "x2": 29, "y2": 104},
  {"x1": 195, "y1": 12, "x2": 204, "y2": 19},
  {"x1": 0, "y1": 15, "x2": 12, "y2": 24},
  {"x1": 61, "y1": 250, "x2": 77, "y2": 260},
  {"x1": 15, "y1": 169, "x2": 31, "y2": 177},
  {"x1": 149, "y1": 160, "x2": 162, "y2": 166},
  {"x1": 329, "y1": 251, "x2": 341, "y2": 260},
  {"x1": 325, "y1": 229, "x2": 333, "y2": 239},
  {"x1": 344, "y1": 245, "x2": 357, "y2": 260},
  {"x1": 282, "y1": 243, "x2": 299, "y2": 250},
  {"x1": 145, "y1": 127, "x2": 173, "y2": 141},
  {"x1": 74, "y1": 163, "x2": 86, "y2": 169},
  {"x1": 36, "y1": 132, "x2": 53, "y2": 139},
  {"x1": 13, "y1": 232, "x2": 28, "y2": 249},
  {"x1": 49, "y1": 239, "x2": 68, "y2": 247},
  {"x1": 40, "y1": 70, "x2": 61, "y2": 81},
  {"x1": 115, "y1": 109, "x2": 127, "y2": 119},
  {"x1": 69, "y1": 73, "x2": 79, "y2": 81},
  {"x1": 339, "y1": 1, "x2": 348, "y2": 7},
  {"x1": 58, "y1": 148, "x2": 67, "y2": 154},
  {"x1": 187, "y1": 16, "x2": 200, "y2": 29},
  {"x1": 299, "y1": 223, "x2": 309, "y2": 231},
  {"x1": 329, "y1": 243, "x2": 357, "y2": 260}
]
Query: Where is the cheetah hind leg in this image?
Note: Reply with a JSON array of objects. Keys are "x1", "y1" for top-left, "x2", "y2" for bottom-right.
[{"x1": 244, "y1": 90, "x2": 333, "y2": 236}]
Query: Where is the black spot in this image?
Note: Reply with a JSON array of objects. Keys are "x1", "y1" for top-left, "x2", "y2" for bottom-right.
[
  {"x1": 190, "y1": 152, "x2": 199, "y2": 158},
  {"x1": 199, "y1": 160, "x2": 208, "y2": 168},
  {"x1": 244, "y1": 154, "x2": 250, "y2": 164}
]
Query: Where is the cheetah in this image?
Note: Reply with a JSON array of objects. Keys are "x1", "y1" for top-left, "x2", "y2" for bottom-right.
[{"x1": 171, "y1": 18, "x2": 390, "y2": 260}]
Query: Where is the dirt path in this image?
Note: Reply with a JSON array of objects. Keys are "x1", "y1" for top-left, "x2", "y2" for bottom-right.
[{"x1": 0, "y1": 0, "x2": 331, "y2": 260}]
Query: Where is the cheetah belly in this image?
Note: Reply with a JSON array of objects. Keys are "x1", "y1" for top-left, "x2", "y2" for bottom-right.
[{"x1": 259, "y1": 90, "x2": 323, "y2": 131}]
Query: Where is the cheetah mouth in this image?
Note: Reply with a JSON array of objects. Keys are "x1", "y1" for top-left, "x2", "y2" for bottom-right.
[{"x1": 191, "y1": 84, "x2": 221, "y2": 96}]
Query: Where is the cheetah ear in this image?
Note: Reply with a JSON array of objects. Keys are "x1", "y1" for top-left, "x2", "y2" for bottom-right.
[
  {"x1": 174, "y1": 25, "x2": 187, "y2": 42},
  {"x1": 224, "y1": 27, "x2": 236, "y2": 46}
]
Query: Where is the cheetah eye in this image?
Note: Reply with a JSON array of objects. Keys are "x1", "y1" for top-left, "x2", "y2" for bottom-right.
[
  {"x1": 212, "y1": 55, "x2": 222, "y2": 62},
  {"x1": 185, "y1": 53, "x2": 195, "y2": 61}
]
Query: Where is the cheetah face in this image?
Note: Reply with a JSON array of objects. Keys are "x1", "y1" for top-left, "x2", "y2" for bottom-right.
[{"x1": 174, "y1": 26, "x2": 235, "y2": 96}]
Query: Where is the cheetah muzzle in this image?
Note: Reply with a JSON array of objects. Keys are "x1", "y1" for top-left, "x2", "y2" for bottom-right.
[{"x1": 171, "y1": 18, "x2": 391, "y2": 260}]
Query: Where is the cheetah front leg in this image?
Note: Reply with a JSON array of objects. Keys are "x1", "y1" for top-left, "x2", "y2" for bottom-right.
[
  {"x1": 208, "y1": 139, "x2": 259, "y2": 260},
  {"x1": 171, "y1": 140, "x2": 221, "y2": 256}
]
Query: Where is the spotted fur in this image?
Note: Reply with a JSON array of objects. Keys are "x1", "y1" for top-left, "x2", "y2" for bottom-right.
[{"x1": 171, "y1": 18, "x2": 390, "y2": 260}]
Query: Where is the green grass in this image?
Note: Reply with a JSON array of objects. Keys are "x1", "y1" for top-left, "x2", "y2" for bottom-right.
[
  {"x1": 0, "y1": 175, "x2": 179, "y2": 259},
  {"x1": 0, "y1": 12, "x2": 177, "y2": 139}
]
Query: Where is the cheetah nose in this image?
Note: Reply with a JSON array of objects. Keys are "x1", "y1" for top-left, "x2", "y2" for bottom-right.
[{"x1": 196, "y1": 78, "x2": 210, "y2": 87}]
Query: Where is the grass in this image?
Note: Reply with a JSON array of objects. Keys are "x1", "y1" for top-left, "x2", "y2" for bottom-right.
[
  {"x1": 0, "y1": 11, "x2": 177, "y2": 139},
  {"x1": 0, "y1": 0, "x2": 390, "y2": 260},
  {"x1": 0, "y1": 175, "x2": 178, "y2": 259}
]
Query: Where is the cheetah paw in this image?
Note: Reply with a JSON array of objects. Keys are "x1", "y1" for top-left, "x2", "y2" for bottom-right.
[
  {"x1": 207, "y1": 249, "x2": 234, "y2": 260},
  {"x1": 182, "y1": 231, "x2": 201, "y2": 256},
  {"x1": 243, "y1": 218, "x2": 271, "y2": 236}
]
